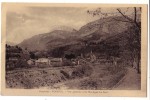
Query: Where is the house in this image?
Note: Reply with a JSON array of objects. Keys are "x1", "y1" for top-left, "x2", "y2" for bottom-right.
[
  {"x1": 35, "y1": 58, "x2": 51, "y2": 67},
  {"x1": 50, "y1": 58, "x2": 62, "y2": 62},
  {"x1": 34, "y1": 57, "x2": 64, "y2": 67},
  {"x1": 50, "y1": 58, "x2": 63, "y2": 67}
]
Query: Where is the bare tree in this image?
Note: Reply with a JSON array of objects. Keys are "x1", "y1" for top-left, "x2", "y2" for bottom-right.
[{"x1": 87, "y1": 7, "x2": 141, "y2": 73}]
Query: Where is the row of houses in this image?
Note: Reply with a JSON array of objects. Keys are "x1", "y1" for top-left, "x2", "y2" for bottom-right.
[
  {"x1": 27, "y1": 51, "x2": 98, "y2": 67},
  {"x1": 27, "y1": 58, "x2": 71, "y2": 67},
  {"x1": 28, "y1": 50, "x2": 123, "y2": 68}
]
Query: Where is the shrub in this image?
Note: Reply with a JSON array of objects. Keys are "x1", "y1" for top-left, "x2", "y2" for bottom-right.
[
  {"x1": 16, "y1": 60, "x2": 29, "y2": 68},
  {"x1": 62, "y1": 59, "x2": 73, "y2": 66},
  {"x1": 71, "y1": 64, "x2": 93, "y2": 78},
  {"x1": 60, "y1": 70, "x2": 70, "y2": 79}
]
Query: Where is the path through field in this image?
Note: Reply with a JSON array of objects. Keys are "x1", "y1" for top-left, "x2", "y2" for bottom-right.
[{"x1": 112, "y1": 67, "x2": 141, "y2": 90}]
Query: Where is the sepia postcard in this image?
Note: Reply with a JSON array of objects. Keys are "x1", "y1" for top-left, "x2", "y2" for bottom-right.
[{"x1": 1, "y1": 3, "x2": 148, "y2": 96}]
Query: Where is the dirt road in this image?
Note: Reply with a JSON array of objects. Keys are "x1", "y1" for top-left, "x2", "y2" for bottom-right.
[{"x1": 112, "y1": 67, "x2": 141, "y2": 90}]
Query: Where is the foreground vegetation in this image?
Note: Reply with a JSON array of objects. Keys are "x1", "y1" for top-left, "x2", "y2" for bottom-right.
[
  {"x1": 6, "y1": 60, "x2": 127, "y2": 89},
  {"x1": 57, "y1": 62, "x2": 127, "y2": 90}
]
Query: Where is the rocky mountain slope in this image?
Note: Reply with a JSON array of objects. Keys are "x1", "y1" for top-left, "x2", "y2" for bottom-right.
[{"x1": 18, "y1": 16, "x2": 135, "y2": 56}]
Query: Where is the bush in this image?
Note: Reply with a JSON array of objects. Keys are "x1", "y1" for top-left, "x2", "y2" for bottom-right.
[
  {"x1": 16, "y1": 60, "x2": 29, "y2": 68},
  {"x1": 62, "y1": 60, "x2": 73, "y2": 66},
  {"x1": 60, "y1": 70, "x2": 70, "y2": 79},
  {"x1": 71, "y1": 64, "x2": 93, "y2": 78}
]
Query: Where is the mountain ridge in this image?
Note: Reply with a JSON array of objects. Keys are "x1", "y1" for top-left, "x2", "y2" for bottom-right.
[{"x1": 18, "y1": 15, "x2": 134, "y2": 54}]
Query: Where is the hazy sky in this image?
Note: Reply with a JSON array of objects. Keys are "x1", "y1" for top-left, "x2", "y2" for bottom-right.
[
  {"x1": 6, "y1": 7, "x2": 137, "y2": 44},
  {"x1": 6, "y1": 7, "x2": 98, "y2": 44}
]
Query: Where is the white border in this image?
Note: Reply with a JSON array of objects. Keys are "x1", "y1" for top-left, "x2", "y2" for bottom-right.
[{"x1": 0, "y1": 0, "x2": 149, "y2": 100}]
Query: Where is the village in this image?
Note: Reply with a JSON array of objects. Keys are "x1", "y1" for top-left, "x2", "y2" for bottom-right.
[
  {"x1": 6, "y1": 44, "x2": 120, "y2": 70},
  {"x1": 5, "y1": 44, "x2": 128, "y2": 89},
  {"x1": 27, "y1": 51, "x2": 98, "y2": 68}
]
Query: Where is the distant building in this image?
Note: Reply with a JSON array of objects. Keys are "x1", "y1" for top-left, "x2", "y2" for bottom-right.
[
  {"x1": 50, "y1": 58, "x2": 63, "y2": 67},
  {"x1": 35, "y1": 58, "x2": 51, "y2": 67},
  {"x1": 34, "y1": 57, "x2": 64, "y2": 67}
]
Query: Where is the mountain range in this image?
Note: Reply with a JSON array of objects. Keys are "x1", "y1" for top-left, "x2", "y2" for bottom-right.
[{"x1": 18, "y1": 15, "x2": 137, "y2": 57}]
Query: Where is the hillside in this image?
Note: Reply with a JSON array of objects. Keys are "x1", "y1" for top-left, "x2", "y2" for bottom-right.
[
  {"x1": 78, "y1": 16, "x2": 132, "y2": 43},
  {"x1": 18, "y1": 16, "x2": 134, "y2": 56},
  {"x1": 18, "y1": 28, "x2": 78, "y2": 51}
]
